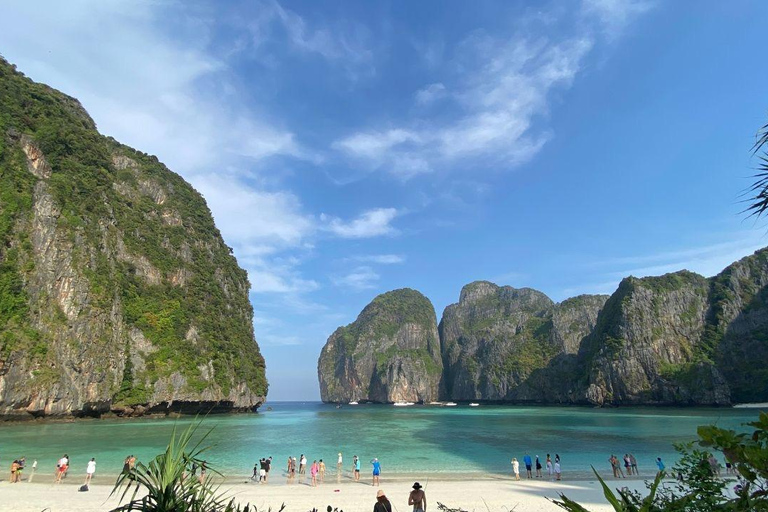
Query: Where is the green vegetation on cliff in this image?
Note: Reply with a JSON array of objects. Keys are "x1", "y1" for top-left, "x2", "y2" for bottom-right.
[{"x1": 0, "y1": 57, "x2": 266, "y2": 412}]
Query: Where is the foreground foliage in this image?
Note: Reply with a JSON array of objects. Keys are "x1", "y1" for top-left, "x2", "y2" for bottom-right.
[
  {"x1": 551, "y1": 412, "x2": 768, "y2": 511},
  {"x1": 110, "y1": 422, "x2": 282, "y2": 512}
]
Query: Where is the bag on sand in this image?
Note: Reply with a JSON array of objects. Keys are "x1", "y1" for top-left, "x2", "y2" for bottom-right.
[{"x1": 79, "y1": 484, "x2": 89, "y2": 492}]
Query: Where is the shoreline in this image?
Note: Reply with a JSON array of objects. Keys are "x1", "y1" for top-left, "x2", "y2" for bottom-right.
[
  {"x1": 0, "y1": 400, "x2": 761, "y2": 424},
  {"x1": 0, "y1": 475, "x2": 693, "y2": 512}
]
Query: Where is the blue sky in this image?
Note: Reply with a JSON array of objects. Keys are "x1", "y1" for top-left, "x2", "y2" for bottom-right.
[{"x1": 1, "y1": 1, "x2": 767, "y2": 400}]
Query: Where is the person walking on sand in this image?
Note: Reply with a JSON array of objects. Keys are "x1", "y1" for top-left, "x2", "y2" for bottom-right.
[
  {"x1": 319, "y1": 459, "x2": 326, "y2": 482},
  {"x1": 554, "y1": 458, "x2": 561, "y2": 481},
  {"x1": 409, "y1": 481, "x2": 427, "y2": 512},
  {"x1": 371, "y1": 457, "x2": 381, "y2": 486},
  {"x1": 656, "y1": 457, "x2": 665, "y2": 476},
  {"x1": 252, "y1": 463, "x2": 259, "y2": 481},
  {"x1": 265, "y1": 456, "x2": 272, "y2": 483},
  {"x1": 374, "y1": 489, "x2": 393, "y2": 512},
  {"x1": 85, "y1": 458, "x2": 96, "y2": 485},
  {"x1": 354, "y1": 455, "x2": 361, "y2": 481},
  {"x1": 55, "y1": 454, "x2": 68, "y2": 484},
  {"x1": 511, "y1": 458, "x2": 520, "y2": 481},
  {"x1": 546, "y1": 454, "x2": 553, "y2": 480},
  {"x1": 523, "y1": 453, "x2": 532, "y2": 479},
  {"x1": 337, "y1": 452, "x2": 343, "y2": 475},
  {"x1": 535, "y1": 455, "x2": 543, "y2": 478},
  {"x1": 310, "y1": 460, "x2": 319, "y2": 487}
]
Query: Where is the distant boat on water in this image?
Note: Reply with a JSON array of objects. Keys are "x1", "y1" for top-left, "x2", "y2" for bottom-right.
[
  {"x1": 393, "y1": 401, "x2": 415, "y2": 406},
  {"x1": 469, "y1": 403, "x2": 480, "y2": 407},
  {"x1": 428, "y1": 401, "x2": 443, "y2": 405},
  {"x1": 348, "y1": 401, "x2": 359, "y2": 405},
  {"x1": 444, "y1": 402, "x2": 457, "y2": 407}
]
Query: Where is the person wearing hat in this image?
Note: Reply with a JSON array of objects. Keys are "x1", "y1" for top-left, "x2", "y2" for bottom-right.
[
  {"x1": 374, "y1": 489, "x2": 392, "y2": 512},
  {"x1": 409, "y1": 482, "x2": 427, "y2": 512}
]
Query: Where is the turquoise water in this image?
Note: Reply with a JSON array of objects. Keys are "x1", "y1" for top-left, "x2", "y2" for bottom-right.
[{"x1": 0, "y1": 403, "x2": 760, "y2": 481}]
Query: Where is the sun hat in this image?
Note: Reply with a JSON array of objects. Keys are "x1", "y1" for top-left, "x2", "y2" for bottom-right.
[
  {"x1": 377, "y1": 490, "x2": 386, "y2": 498},
  {"x1": 412, "y1": 482, "x2": 422, "y2": 489}
]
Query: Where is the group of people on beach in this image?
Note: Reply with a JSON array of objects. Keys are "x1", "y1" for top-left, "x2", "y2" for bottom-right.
[
  {"x1": 511, "y1": 453, "x2": 561, "y2": 481},
  {"x1": 278, "y1": 452, "x2": 381, "y2": 487},
  {"x1": 374, "y1": 482, "x2": 426, "y2": 512},
  {"x1": 609, "y1": 453, "x2": 640, "y2": 478},
  {"x1": 52, "y1": 454, "x2": 97, "y2": 486}
]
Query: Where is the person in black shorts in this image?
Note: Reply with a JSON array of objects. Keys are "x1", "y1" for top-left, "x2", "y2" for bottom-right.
[
  {"x1": 265, "y1": 457, "x2": 272, "y2": 483},
  {"x1": 535, "y1": 456, "x2": 542, "y2": 478}
]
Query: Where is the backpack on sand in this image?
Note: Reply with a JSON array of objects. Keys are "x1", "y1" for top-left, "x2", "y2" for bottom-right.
[{"x1": 79, "y1": 484, "x2": 89, "y2": 492}]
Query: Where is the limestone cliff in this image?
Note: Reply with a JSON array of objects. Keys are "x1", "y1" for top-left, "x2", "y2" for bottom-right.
[
  {"x1": 317, "y1": 289, "x2": 442, "y2": 403},
  {"x1": 439, "y1": 282, "x2": 607, "y2": 401},
  {"x1": 318, "y1": 249, "x2": 768, "y2": 406},
  {"x1": 0, "y1": 57, "x2": 266, "y2": 418}
]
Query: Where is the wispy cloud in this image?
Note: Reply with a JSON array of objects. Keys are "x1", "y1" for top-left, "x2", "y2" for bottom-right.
[
  {"x1": 242, "y1": 0, "x2": 374, "y2": 77},
  {"x1": 349, "y1": 254, "x2": 406, "y2": 265},
  {"x1": 333, "y1": 1, "x2": 651, "y2": 179},
  {"x1": 415, "y1": 82, "x2": 447, "y2": 106},
  {"x1": 332, "y1": 266, "x2": 380, "y2": 290},
  {"x1": 321, "y1": 208, "x2": 400, "y2": 238}
]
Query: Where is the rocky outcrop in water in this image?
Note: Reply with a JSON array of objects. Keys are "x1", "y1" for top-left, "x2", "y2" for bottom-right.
[
  {"x1": 0, "y1": 57, "x2": 267, "y2": 419},
  {"x1": 318, "y1": 250, "x2": 768, "y2": 406},
  {"x1": 317, "y1": 289, "x2": 442, "y2": 403}
]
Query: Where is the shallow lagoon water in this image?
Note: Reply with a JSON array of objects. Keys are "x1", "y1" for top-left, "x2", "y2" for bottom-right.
[{"x1": 0, "y1": 402, "x2": 760, "y2": 480}]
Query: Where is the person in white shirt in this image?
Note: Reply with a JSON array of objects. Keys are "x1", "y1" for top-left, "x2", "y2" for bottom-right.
[
  {"x1": 85, "y1": 458, "x2": 96, "y2": 485},
  {"x1": 511, "y1": 458, "x2": 520, "y2": 481}
]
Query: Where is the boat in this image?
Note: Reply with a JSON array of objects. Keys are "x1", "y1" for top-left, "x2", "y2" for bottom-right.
[
  {"x1": 428, "y1": 401, "x2": 443, "y2": 405},
  {"x1": 444, "y1": 402, "x2": 457, "y2": 407},
  {"x1": 469, "y1": 403, "x2": 480, "y2": 407},
  {"x1": 348, "y1": 401, "x2": 359, "y2": 405},
  {"x1": 393, "y1": 401, "x2": 415, "y2": 406}
]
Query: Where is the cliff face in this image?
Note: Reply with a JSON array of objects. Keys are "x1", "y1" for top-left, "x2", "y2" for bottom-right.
[
  {"x1": 317, "y1": 289, "x2": 442, "y2": 403},
  {"x1": 582, "y1": 271, "x2": 729, "y2": 406},
  {"x1": 0, "y1": 58, "x2": 266, "y2": 418},
  {"x1": 440, "y1": 282, "x2": 606, "y2": 401},
  {"x1": 318, "y1": 249, "x2": 768, "y2": 406}
]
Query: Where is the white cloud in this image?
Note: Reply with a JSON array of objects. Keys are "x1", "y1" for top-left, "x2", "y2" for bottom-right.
[
  {"x1": 350, "y1": 254, "x2": 406, "y2": 264},
  {"x1": 415, "y1": 82, "x2": 447, "y2": 105},
  {"x1": 244, "y1": 0, "x2": 374, "y2": 75},
  {"x1": 582, "y1": 0, "x2": 654, "y2": 38},
  {"x1": 333, "y1": 1, "x2": 651, "y2": 179},
  {"x1": 322, "y1": 208, "x2": 400, "y2": 238},
  {"x1": 332, "y1": 266, "x2": 380, "y2": 290}
]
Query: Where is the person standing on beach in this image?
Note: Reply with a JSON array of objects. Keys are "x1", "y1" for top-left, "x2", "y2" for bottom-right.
[
  {"x1": 656, "y1": 457, "x2": 665, "y2": 476},
  {"x1": 374, "y1": 489, "x2": 393, "y2": 512},
  {"x1": 535, "y1": 455, "x2": 542, "y2": 478},
  {"x1": 623, "y1": 454, "x2": 631, "y2": 475},
  {"x1": 511, "y1": 458, "x2": 520, "y2": 481},
  {"x1": 546, "y1": 454, "x2": 553, "y2": 480},
  {"x1": 310, "y1": 460, "x2": 319, "y2": 487},
  {"x1": 299, "y1": 454, "x2": 307, "y2": 475},
  {"x1": 523, "y1": 454, "x2": 532, "y2": 479},
  {"x1": 371, "y1": 458, "x2": 381, "y2": 486},
  {"x1": 10, "y1": 459, "x2": 19, "y2": 483},
  {"x1": 85, "y1": 458, "x2": 96, "y2": 485},
  {"x1": 29, "y1": 459, "x2": 37, "y2": 483},
  {"x1": 252, "y1": 463, "x2": 259, "y2": 481},
  {"x1": 319, "y1": 459, "x2": 326, "y2": 482},
  {"x1": 199, "y1": 460, "x2": 207, "y2": 483},
  {"x1": 554, "y1": 458, "x2": 561, "y2": 481},
  {"x1": 259, "y1": 458, "x2": 267, "y2": 482},
  {"x1": 629, "y1": 454, "x2": 638, "y2": 476},
  {"x1": 337, "y1": 452, "x2": 343, "y2": 476},
  {"x1": 265, "y1": 456, "x2": 272, "y2": 483},
  {"x1": 354, "y1": 455, "x2": 361, "y2": 481},
  {"x1": 55, "y1": 454, "x2": 68, "y2": 484},
  {"x1": 409, "y1": 481, "x2": 427, "y2": 512}
]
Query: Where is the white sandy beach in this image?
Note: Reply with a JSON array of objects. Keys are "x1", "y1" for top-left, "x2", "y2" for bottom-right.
[{"x1": 2, "y1": 476, "x2": 653, "y2": 512}]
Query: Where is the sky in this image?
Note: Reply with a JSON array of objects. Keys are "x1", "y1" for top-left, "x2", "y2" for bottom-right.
[{"x1": 1, "y1": 0, "x2": 767, "y2": 401}]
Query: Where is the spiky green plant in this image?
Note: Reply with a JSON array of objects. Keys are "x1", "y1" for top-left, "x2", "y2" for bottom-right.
[
  {"x1": 550, "y1": 466, "x2": 664, "y2": 512},
  {"x1": 109, "y1": 420, "x2": 274, "y2": 512}
]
